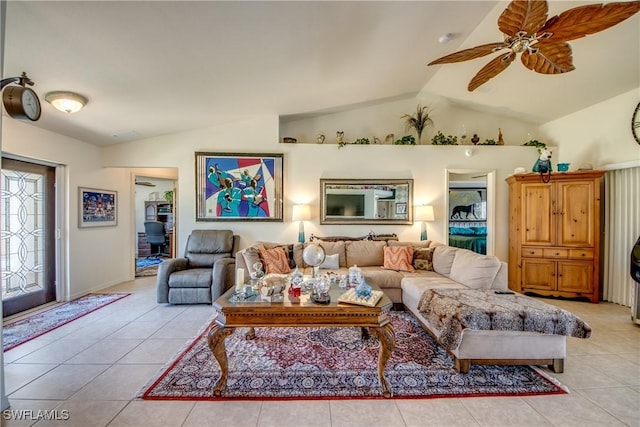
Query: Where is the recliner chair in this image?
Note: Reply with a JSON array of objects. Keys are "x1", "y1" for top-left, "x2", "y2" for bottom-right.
[{"x1": 157, "y1": 229, "x2": 239, "y2": 304}]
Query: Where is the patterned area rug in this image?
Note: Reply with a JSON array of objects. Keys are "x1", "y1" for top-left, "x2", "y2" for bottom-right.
[
  {"x1": 3, "y1": 293, "x2": 130, "y2": 351},
  {"x1": 139, "y1": 311, "x2": 567, "y2": 400},
  {"x1": 135, "y1": 257, "x2": 165, "y2": 277}
]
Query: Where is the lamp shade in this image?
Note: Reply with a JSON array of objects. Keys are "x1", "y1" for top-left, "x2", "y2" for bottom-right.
[
  {"x1": 292, "y1": 204, "x2": 311, "y2": 221},
  {"x1": 416, "y1": 205, "x2": 435, "y2": 221},
  {"x1": 45, "y1": 91, "x2": 87, "y2": 113}
]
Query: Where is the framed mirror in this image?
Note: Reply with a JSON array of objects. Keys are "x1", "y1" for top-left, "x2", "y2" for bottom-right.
[{"x1": 320, "y1": 179, "x2": 413, "y2": 225}]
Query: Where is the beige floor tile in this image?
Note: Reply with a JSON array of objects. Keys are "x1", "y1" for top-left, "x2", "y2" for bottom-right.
[
  {"x1": 395, "y1": 398, "x2": 480, "y2": 427},
  {"x1": 9, "y1": 364, "x2": 109, "y2": 400},
  {"x1": 577, "y1": 354, "x2": 640, "y2": 386},
  {"x1": 2, "y1": 338, "x2": 57, "y2": 363},
  {"x1": 65, "y1": 339, "x2": 144, "y2": 364},
  {"x1": 1, "y1": 399, "x2": 64, "y2": 427},
  {"x1": 576, "y1": 386, "x2": 640, "y2": 427},
  {"x1": 257, "y1": 400, "x2": 331, "y2": 427},
  {"x1": 149, "y1": 319, "x2": 209, "y2": 339},
  {"x1": 108, "y1": 400, "x2": 195, "y2": 426},
  {"x1": 524, "y1": 392, "x2": 628, "y2": 426},
  {"x1": 12, "y1": 338, "x2": 97, "y2": 364},
  {"x1": 108, "y1": 321, "x2": 163, "y2": 340},
  {"x1": 4, "y1": 363, "x2": 56, "y2": 394},
  {"x1": 459, "y1": 396, "x2": 552, "y2": 427},
  {"x1": 116, "y1": 339, "x2": 187, "y2": 364},
  {"x1": 68, "y1": 364, "x2": 162, "y2": 401},
  {"x1": 183, "y1": 401, "x2": 262, "y2": 427},
  {"x1": 31, "y1": 400, "x2": 128, "y2": 427},
  {"x1": 549, "y1": 356, "x2": 627, "y2": 389},
  {"x1": 330, "y1": 399, "x2": 405, "y2": 427}
]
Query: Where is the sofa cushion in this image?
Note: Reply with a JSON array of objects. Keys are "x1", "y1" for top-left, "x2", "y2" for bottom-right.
[
  {"x1": 361, "y1": 267, "x2": 404, "y2": 289},
  {"x1": 382, "y1": 245, "x2": 415, "y2": 272},
  {"x1": 449, "y1": 249, "x2": 501, "y2": 289},
  {"x1": 242, "y1": 244, "x2": 265, "y2": 276},
  {"x1": 313, "y1": 241, "x2": 346, "y2": 267},
  {"x1": 432, "y1": 245, "x2": 458, "y2": 276},
  {"x1": 319, "y1": 253, "x2": 339, "y2": 269},
  {"x1": 413, "y1": 247, "x2": 435, "y2": 271},
  {"x1": 345, "y1": 240, "x2": 386, "y2": 267},
  {"x1": 388, "y1": 240, "x2": 431, "y2": 248},
  {"x1": 259, "y1": 246, "x2": 292, "y2": 274}
]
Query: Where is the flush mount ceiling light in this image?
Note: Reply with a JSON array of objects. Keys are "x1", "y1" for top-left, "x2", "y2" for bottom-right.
[{"x1": 45, "y1": 91, "x2": 87, "y2": 113}]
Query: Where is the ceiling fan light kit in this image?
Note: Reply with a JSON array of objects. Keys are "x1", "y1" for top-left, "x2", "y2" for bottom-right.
[
  {"x1": 427, "y1": 0, "x2": 640, "y2": 91},
  {"x1": 45, "y1": 91, "x2": 87, "y2": 113}
]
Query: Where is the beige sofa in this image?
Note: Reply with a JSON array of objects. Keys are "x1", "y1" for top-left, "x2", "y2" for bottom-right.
[{"x1": 235, "y1": 238, "x2": 567, "y2": 373}]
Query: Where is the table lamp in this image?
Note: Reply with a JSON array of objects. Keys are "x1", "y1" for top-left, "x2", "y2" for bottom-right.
[
  {"x1": 415, "y1": 205, "x2": 435, "y2": 241},
  {"x1": 292, "y1": 204, "x2": 311, "y2": 243}
]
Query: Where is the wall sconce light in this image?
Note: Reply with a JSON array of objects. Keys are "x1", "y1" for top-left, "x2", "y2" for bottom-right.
[
  {"x1": 415, "y1": 204, "x2": 435, "y2": 241},
  {"x1": 292, "y1": 204, "x2": 311, "y2": 243},
  {"x1": 45, "y1": 91, "x2": 87, "y2": 113}
]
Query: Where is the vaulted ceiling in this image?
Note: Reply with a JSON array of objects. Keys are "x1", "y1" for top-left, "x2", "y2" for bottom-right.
[{"x1": 2, "y1": 1, "x2": 639, "y2": 146}]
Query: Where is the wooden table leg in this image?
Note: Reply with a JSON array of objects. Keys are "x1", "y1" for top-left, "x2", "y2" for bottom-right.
[
  {"x1": 360, "y1": 327, "x2": 370, "y2": 340},
  {"x1": 371, "y1": 322, "x2": 396, "y2": 398},
  {"x1": 207, "y1": 324, "x2": 235, "y2": 396},
  {"x1": 246, "y1": 326, "x2": 256, "y2": 340}
]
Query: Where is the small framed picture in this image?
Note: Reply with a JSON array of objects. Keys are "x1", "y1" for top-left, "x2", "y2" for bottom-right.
[
  {"x1": 79, "y1": 187, "x2": 117, "y2": 228},
  {"x1": 395, "y1": 203, "x2": 407, "y2": 215}
]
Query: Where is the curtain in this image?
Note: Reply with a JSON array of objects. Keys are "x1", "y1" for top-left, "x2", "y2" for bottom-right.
[{"x1": 603, "y1": 166, "x2": 640, "y2": 306}]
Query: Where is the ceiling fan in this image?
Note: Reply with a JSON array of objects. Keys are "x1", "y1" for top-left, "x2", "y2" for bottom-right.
[
  {"x1": 428, "y1": 0, "x2": 640, "y2": 91},
  {"x1": 135, "y1": 180, "x2": 156, "y2": 187}
]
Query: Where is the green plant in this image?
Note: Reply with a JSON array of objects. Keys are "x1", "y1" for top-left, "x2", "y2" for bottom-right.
[
  {"x1": 478, "y1": 139, "x2": 498, "y2": 145},
  {"x1": 163, "y1": 190, "x2": 174, "y2": 202},
  {"x1": 523, "y1": 139, "x2": 546, "y2": 152},
  {"x1": 431, "y1": 131, "x2": 458, "y2": 145},
  {"x1": 401, "y1": 104, "x2": 433, "y2": 144},
  {"x1": 393, "y1": 135, "x2": 416, "y2": 145},
  {"x1": 337, "y1": 140, "x2": 348, "y2": 149},
  {"x1": 353, "y1": 137, "x2": 370, "y2": 145}
]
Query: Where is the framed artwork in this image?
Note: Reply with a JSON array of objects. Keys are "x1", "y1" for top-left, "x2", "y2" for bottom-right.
[
  {"x1": 395, "y1": 202, "x2": 407, "y2": 215},
  {"x1": 79, "y1": 187, "x2": 117, "y2": 228},
  {"x1": 195, "y1": 152, "x2": 283, "y2": 221},
  {"x1": 448, "y1": 188, "x2": 487, "y2": 221}
]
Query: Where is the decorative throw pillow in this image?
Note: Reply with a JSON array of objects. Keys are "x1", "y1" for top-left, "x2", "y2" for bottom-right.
[
  {"x1": 258, "y1": 246, "x2": 292, "y2": 274},
  {"x1": 319, "y1": 253, "x2": 339, "y2": 269},
  {"x1": 413, "y1": 247, "x2": 434, "y2": 271},
  {"x1": 382, "y1": 245, "x2": 415, "y2": 272}
]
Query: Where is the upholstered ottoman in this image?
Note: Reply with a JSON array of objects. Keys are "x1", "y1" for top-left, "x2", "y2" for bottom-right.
[{"x1": 405, "y1": 288, "x2": 591, "y2": 373}]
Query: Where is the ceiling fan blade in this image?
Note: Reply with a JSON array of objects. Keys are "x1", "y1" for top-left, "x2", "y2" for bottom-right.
[
  {"x1": 468, "y1": 52, "x2": 516, "y2": 92},
  {"x1": 135, "y1": 181, "x2": 156, "y2": 187},
  {"x1": 428, "y1": 42, "x2": 508, "y2": 65},
  {"x1": 498, "y1": 0, "x2": 549, "y2": 37},
  {"x1": 521, "y1": 41, "x2": 575, "y2": 74},
  {"x1": 540, "y1": 1, "x2": 640, "y2": 42}
]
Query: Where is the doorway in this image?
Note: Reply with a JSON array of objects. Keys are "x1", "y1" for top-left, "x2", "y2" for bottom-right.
[
  {"x1": 445, "y1": 169, "x2": 496, "y2": 256},
  {"x1": 1, "y1": 158, "x2": 56, "y2": 317}
]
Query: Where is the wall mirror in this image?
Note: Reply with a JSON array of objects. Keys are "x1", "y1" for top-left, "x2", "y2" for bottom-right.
[{"x1": 320, "y1": 179, "x2": 413, "y2": 225}]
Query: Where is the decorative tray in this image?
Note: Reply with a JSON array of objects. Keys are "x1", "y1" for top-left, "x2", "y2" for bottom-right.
[{"x1": 337, "y1": 288, "x2": 383, "y2": 307}]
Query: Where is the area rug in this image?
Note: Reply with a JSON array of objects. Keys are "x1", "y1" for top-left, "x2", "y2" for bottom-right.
[
  {"x1": 139, "y1": 311, "x2": 567, "y2": 400},
  {"x1": 135, "y1": 257, "x2": 165, "y2": 277},
  {"x1": 3, "y1": 293, "x2": 130, "y2": 351}
]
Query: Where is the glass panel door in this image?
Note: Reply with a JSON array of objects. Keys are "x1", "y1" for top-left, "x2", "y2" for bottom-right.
[{"x1": 1, "y1": 158, "x2": 56, "y2": 317}]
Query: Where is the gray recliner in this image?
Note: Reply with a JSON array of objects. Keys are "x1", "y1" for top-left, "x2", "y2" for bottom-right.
[{"x1": 157, "y1": 229, "x2": 239, "y2": 304}]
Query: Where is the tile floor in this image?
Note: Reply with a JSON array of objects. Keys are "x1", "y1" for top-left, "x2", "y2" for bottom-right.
[{"x1": 2, "y1": 276, "x2": 639, "y2": 426}]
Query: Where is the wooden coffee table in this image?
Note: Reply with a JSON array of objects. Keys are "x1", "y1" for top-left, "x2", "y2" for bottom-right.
[{"x1": 207, "y1": 283, "x2": 396, "y2": 397}]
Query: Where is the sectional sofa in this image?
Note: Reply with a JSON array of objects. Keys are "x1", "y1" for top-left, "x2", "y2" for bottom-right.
[{"x1": 235, "y1": 237, "x2": 571, "y2": 373}]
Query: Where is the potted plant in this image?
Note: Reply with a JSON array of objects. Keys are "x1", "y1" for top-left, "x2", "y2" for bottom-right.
[
  {"x1": 523, "y1": 139, "x2": 546, "y2": 152},
  {"x1": 393, "y1": 135, "x2": 416, "y2": 145},
  {"x1": 478, "y1": 138, "x2": 498, "y2": 145},
  {"x1": 431, "y1": 131, "x2": 458, "y2": 145},
  {"x1": 401, "y1": 104, "x2": 433, "y2": 144}
]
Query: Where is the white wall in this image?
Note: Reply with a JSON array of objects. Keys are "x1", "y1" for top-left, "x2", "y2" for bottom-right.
[
  {"x1": 104, "y1": 112, "x2": 542, "y2": 261},
  {"x1": 541, "y1": 89, "x2": 640, "y2": 167},
  {"x1": 2, "y1": 119, "x2": 133, "y2": 298}
]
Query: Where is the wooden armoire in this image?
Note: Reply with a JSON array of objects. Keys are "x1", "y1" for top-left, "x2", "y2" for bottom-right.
[{"x1": 506, "y1": 171, "x2": 605, "y2": 303}]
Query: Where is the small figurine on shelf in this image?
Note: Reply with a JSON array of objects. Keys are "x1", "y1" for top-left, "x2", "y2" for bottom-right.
[
  {"x1": 471, "y1": 134, "x2": 480, "y2": 145},
  {"x1": 336, "y1": 131, "x2": 344, "y2": 144},
  {"x1": 316, "y1": 134, "x2": 325, "y2": 144},
  {"x1": 498, "y1": 128, "x2": 505, "y2": 145}
]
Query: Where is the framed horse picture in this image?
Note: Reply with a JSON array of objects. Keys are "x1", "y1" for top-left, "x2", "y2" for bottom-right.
[
  {"x1": 195, "y1": 152, "x2": 284, "y2": 222},
  {"x1": 448, "y1": 188, "x2": 487, "y2": 221}
]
